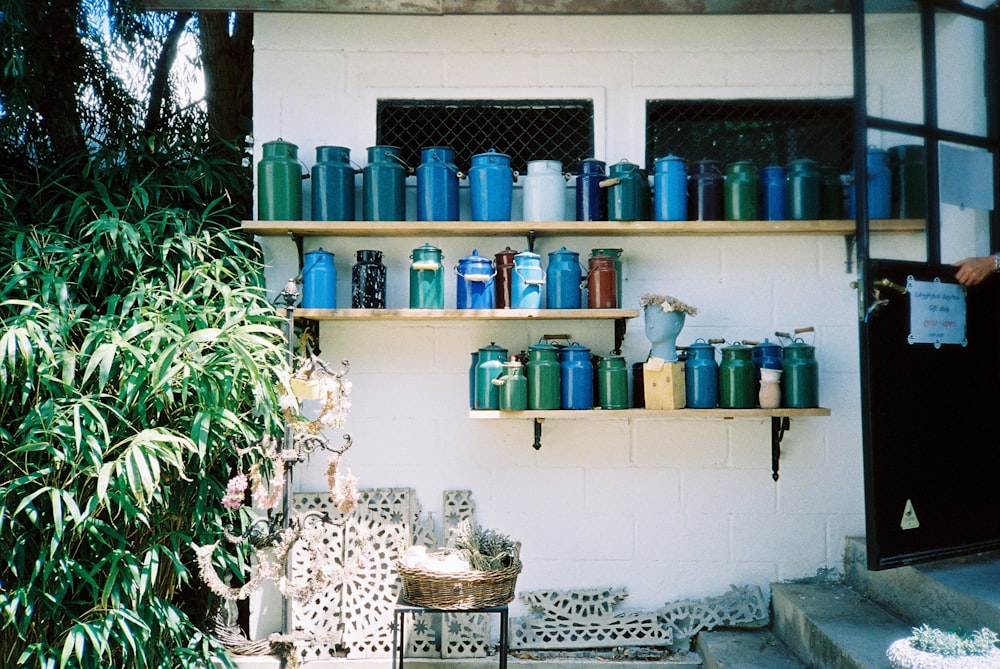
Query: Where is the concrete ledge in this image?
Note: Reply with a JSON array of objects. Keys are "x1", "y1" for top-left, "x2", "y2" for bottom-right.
[
  {"x1": 696, "y1": 629, "x2": 806, "y2": 669},
  {"x1": 224, "y1": 655, "x2": 703, "y2": 669},
  {"x1": 844, "y1": 536, "x2": 1000, "y2": 633},
  {"x1": 771, "y1": 581, "x2": 910, "y2": 669}
]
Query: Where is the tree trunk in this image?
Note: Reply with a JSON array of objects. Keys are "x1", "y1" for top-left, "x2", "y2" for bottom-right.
[
  {"x1": 29, "y1": 0, "x2": 88, "y2": 161},
  {"x1": 199, "y1": 12, "x2": 253, "y2": 146},
  {"x1": 146, "y1": 12, "x2": 194, "y2": 135}
]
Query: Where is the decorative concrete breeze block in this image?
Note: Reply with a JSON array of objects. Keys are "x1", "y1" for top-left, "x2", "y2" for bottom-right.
[{"x1": 643, "y1": 360, "x2": 685, "y2": 410}]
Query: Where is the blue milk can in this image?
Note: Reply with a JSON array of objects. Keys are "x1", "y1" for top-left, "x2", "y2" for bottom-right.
[
  {"x1": 312, "y1": 146, "x2": 356, "y2": 222},
  {"x1": 559, "y1": 343, "x2": 594, "y2": 410},
  {"x1": 752, "y1": 338, "x2": 783, "y2": 379},
  {"x1": 546, "y1": 247, "x2": 582, "y2": 309},
  {"x1": 576, "y1": 158, "x2": 607, "y2": 221},
  {"x1": 455, "y1": 249, "x2": 496, "y2": 309},
  {"x1": 417, "y1": 146, "x2": 461, "y2": 221},
  {"x1": 511, "y1": 250, "x2": 545, "y2": 309},
  {"x1": 301, "y1": 248, "x2": 336, "y2": 309},
  {"x1": 363, "y1": 145, "x2": 406, "y2": 221},
  {"x1": 866, "y1": 147, "x2": 892, "y2": 219},
  {"x1": 258, "y1": 139, "x2": 304, "y2": 221},
  {"x1": 409, "y1": 243, "x2": 444, "y2": 309},
  {"x1": 684, "y1": 339, "x2": 719, "y2": 409},
  {"x1": 469, "y1": 149, "x2": 514, "y2": 221},
  {"x1": 653, "y1": 154, "x2": 688, "y2": 221},
  {"x1": 522, "y1": 159, "x2": 567, "y2": 222},
  {"x1": 759, "y1": 165, "x2": 786, "y2": 221}
]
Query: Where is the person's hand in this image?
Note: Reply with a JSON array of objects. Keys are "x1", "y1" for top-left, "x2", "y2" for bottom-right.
[{"x1": 953, "y1": 255, "x2": 996, "y2": 286}]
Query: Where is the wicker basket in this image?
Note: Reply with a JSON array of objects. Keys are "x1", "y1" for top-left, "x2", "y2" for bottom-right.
[{"x1": 397, "y1": 547, "x2": 522, "y2": 610}]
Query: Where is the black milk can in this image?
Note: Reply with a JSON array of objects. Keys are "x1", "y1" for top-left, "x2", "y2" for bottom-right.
[
  {"x1": 351, "y1": 249, "x2": 386, "y2": 309},
  {"x1": 688, "y1": 159, "x2": 724, "y2": 221}
]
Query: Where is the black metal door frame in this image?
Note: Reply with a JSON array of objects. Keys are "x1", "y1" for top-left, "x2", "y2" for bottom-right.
[{"x1": 853, "y1": 0, "x2": 1000, "y2": 569}]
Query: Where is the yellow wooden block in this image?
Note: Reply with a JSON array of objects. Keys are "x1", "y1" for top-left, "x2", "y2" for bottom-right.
[{"x1": 643, "y1": 359, "x2": 686, "y2": 410}]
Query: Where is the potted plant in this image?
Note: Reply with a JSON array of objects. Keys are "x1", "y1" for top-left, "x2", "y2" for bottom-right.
[{"x1": 887, "y1": 624, "x2": 1000, "y2": 669}]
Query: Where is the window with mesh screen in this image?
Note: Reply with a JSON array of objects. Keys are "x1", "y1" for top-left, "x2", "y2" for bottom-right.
[
  {"x1": 645, "y1": 99, "x2": 854, "y2": 172},
  {"x1": 376, "y1": 99, "x2": 595, "y2": 174}
]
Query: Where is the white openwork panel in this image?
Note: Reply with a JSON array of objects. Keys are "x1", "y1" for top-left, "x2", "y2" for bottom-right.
[
  {"x1": 441, "y1": 612, "x2": 492, "y2": 658},
  {"x1": 288, "y1": 488, "x2": 414, "y2": 660},
  {"x1": 512, "y1": 585, "x2": 769, "y2": 652}
]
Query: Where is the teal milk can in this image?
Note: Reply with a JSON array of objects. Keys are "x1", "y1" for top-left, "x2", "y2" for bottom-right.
[
  {"x1": 785, "y1": 158, "x2": 821, "y2": 220},
  {"x1": 781, "y1": 339, "x2": 819, "y2": 408},
  {"x1": 527, "y1": 339, "x2": 561, "y2": 410},
  {"x1": 469, "y1": 351, "x2": 479, "y2": 409},
  {"x1": 606, "y1": 161, "x2": 646, "y2": 221},
  {"x1": 684, "y1": 339, "x2": 719, "y2": 409},
  {"x1": 493, "y1": 357, "x2": 528, "y2": 411},
  {"x1": 409, "y1": 243, "x2": 444, "y2": 309},
  {"x1": 725, "y1": 160, "x2": 759, "y2": 221},
  {"x1": 258, "y1": 139, "x2": 304, "y2": 221},
  {"x1": 363, "y1": 145, "x2": 406, "y2": 221},
  {"x1": 474, "y1": 343, "x2": 509, "y2": 410},
  {"x1": 719, "y1": 343, "x2": 756, "y2": 409},
  {"x1": 597, "y1": 354, "x2": 629, "y2": 410},
  {"x1": 312, "y1": 146, "x2": 356, "y2": 221}
]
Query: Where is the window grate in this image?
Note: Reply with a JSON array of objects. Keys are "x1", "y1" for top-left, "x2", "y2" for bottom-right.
[
  {"x1": 645, "y1": 99, "x2": 854, "y2": 173},
  {"x1": 376, "y1": 99, "x2": 595, "y2": 174}
]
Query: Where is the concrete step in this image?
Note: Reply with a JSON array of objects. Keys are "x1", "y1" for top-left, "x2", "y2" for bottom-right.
[
  {"x1": 771, "y1": 581, "x2": 911, "y2": 669},
  {"x1": 844, "y1": 535, "x2": 1000, "y2": 633},
  {"x1": 696, "y1": 628, "x2": 806, "y2": 669}
]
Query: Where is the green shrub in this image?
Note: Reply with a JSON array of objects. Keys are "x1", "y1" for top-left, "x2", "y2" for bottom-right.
[
  {"x1": 0, "y1": 137, "x2": 287, "y2": 668},
  {"x1": 908, "y1": 624, "x2": 999, "y2": 657}
]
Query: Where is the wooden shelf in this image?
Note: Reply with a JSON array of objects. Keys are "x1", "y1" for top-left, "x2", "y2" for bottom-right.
[
  {"x1": 243, "y1": 219, "x2": 925, "y2": 238},
  {"x1": 293, "y1": 308, "x2": 639, "y2": 320},
  {"x1": 468, "y1": 407, "x2": 831, "y2": 419},
  {"x1": 470, "y1": 406, "x2": 831, "y2": 480}
]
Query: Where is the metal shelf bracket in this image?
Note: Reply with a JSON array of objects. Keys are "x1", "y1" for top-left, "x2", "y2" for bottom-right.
[{"x1": 771, "y1": 416, "x2": 791, "y2": 481}]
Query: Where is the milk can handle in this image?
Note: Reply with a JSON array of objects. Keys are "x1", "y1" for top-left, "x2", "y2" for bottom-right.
[
  {"x1": 385, "y1": 150, "x2": 415, "y2": 175},
  {"x1": 411, "y1": 261, "x2": 441, "y2": 271},
  {"x1": 514, "y1": 266, "x2": 546, "y2": 285},
  {"x1": 430, "y1": 151, "x2": 466, "y2": 179},
  {"x1": 455, "y1": 266, "x2": 498, "y2": 281}
]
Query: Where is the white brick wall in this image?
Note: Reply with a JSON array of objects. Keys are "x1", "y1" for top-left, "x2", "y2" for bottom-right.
[{"x1": 249, "y1": 10, "x2": 991, "y2": 637}]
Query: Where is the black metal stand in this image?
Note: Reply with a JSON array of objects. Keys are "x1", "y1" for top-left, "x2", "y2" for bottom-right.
[{"x1": 392, "y1": 596, "x2": 509, "y2": 669}]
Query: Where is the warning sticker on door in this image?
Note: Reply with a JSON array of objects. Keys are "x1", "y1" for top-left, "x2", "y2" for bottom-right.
[{"x1": 900, "y1": 499, "x2": 920, "y2": 531}]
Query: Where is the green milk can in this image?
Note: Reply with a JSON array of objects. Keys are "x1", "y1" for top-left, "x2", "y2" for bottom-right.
[
  {"x1": 719, "y1": 343, "x2": 756, "y2": 409},
  {"x1": 781, "y1": 339, "x2": 819, "y2": 408},
  {"x1": 527, "y1": 340, "x2": 561, "y2": 410},
  {"x1": 258, "y1": 139, "x2": 304, "y2": 221},
  {"x1": 724, "y1": 160, "x2": 759, "y2": 221},
  {"x1": 409, "y1": 243, "x2": 444, "y2": 309},
  {"x1": 474, "y1": 343, "x2": 509, "y2": 410},
  {"x1": 785, "y1": 158, "x2": 821, "y2": 220},
  {"x1": 493, "y1": 357, "x2": 528, "y2": 411},
  {"x1": 597, "y1": 354, "x2": 629, "y2": 410}
]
